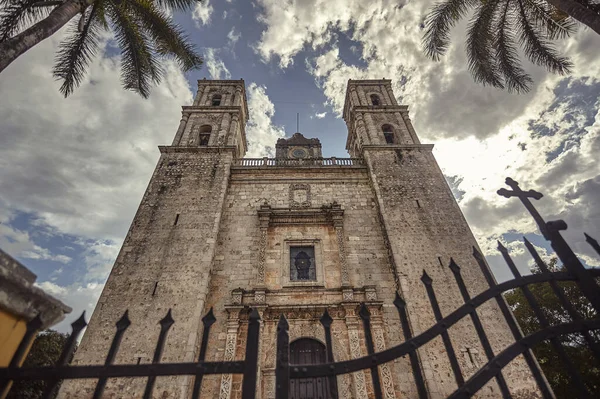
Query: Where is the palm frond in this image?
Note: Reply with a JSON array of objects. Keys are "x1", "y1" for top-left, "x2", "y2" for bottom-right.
[
  {"x1": 154, "y1": 0, "x2": 200, "y2": 13},
  {"x1": 128, "y1": 0, "x2": 202, "y2": 71},
  {"x1": 522, "y1": 0, "x2": 577, "y2": 39},
  {"x1": 516, "y1": 0, "x2": 573, "y2": 75},
  {"x1": 52, "y1": 3, "x2": 106, "y2": 97},
  {"x1": 495, "y1": 0, "x2": 532, "y2": 93},
  {"x1": 107, "y1": 1, "x2": 162, "y2": 98},
  {"x1": 466, "y1": 0, "x2": 504, "y2": 89},
  {"x1": 0, "y1": 0, "x2": 55, "y2": 41},
  {"x1": 422, "y1": 0, "x2": 474, "y2": 60}
]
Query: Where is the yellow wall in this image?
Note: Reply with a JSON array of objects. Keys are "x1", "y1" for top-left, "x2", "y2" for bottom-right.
[{"x1": 0, "y1": 310, "x2": 30, "y2": 367}]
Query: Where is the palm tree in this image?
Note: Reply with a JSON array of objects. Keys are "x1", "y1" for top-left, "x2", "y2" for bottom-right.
[
  {"x1": 423, "y1": 0, "x2": 600, "y2": 93},
  {"x1": 0, "y1": 0, "x2": 203, "y2": 97}
]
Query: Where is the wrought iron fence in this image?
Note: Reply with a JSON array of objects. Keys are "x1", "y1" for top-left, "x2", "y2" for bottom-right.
[{"x1": 1, "y1": 177, "x2": 599, "y2": 399}]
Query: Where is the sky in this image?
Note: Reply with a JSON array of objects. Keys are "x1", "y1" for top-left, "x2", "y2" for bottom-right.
[{"x1": 0, "y1": 0, "x2": 599, "y2": 333}]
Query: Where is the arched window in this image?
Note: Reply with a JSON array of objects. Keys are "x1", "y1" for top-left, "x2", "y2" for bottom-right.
[
  {"x1": 211, "y1": 94, "x2": 222, "y2": 106},
  {"x1": 199, "y1": 125, "x2": 211, "y2": 146},
  {"x1": 290, "y1": 338, "x2": 334, "y2": 398},
  {"x1": 370, "y1": 94, "x2": 381, "y2": 106},
  {"x1": 382, "y1": 124, "x2": 395, "y2": 144}
]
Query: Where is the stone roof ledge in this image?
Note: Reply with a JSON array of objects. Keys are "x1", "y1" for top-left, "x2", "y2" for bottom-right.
[{"x1": 0, "y1": 248, "x2": 72, "y2": 329}]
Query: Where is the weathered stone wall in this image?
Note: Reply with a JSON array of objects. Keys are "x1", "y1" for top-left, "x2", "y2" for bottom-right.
[
  {"x1": 363, "y1": 146, "x2": 539, "y2": 398},
  {"x1": 200, "y1": 166, "x2": 410, "y2": 399},
  {"x1": 59, "y1": 148, "x2": 234, "y2": 398}
]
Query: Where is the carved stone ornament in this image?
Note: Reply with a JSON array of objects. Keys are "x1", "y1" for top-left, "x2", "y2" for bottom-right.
[
  {"x1": 231, "y1": 288, "x2": 243, "y2": 305},
  {"x1": 254, "y1": 289, "x2": 266, "y2": 304},
  {"x1": 342, "y1": 288, "x2": 354, "y2": 302},
  {"x1": 365, "y1": 286, "x2": 378, "y2": 301},
  {"x1": 289, "y1": 184, "x2": 311, "y2": 208}
]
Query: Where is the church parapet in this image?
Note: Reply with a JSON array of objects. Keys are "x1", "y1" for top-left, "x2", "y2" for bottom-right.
[{"x1": 232, "y1": 157, "x2": 364, "y2": 167}]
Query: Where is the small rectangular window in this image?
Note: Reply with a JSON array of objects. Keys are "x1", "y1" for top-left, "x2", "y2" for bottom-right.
[
  {"x1": 199, "y1": 134, "x2": 210, "y2": 146},
  {"x1": 416, "y1": 199, "x2": 421, "y2": 208},
  {"x1": 174, "y1": 213, "x2": 180, "y2": 225},
  {"x1": 290, "y1": 246, "x2": 316, "y2": 281},
  {"x1": 152, "y1": 282, "x2": 158, "y2": 296},
  {"x1": 438, "y1": 256, "x2": 444, "y2": 267}
]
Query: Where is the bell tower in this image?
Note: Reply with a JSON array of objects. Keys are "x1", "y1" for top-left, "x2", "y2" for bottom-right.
[
  {"x1": 343, "y1": 79, "x2": 420, "y2": 156},
  {"x1": 61, "y1": 79, "x2": 249, "y2": 398}
]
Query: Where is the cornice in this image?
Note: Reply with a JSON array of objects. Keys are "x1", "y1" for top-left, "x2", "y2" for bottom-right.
[
  {"x1": 361, "y1": 144, "x2": 434, "y2": 151},
  {"x1": 159, "y1": 145, "x2": 238, "y2": 154}
]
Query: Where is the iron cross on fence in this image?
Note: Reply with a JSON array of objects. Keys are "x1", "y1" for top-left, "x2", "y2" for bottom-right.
[
  {"x1": 497, "y1": 177, "x2": 548, "y2": 239},
  {"x1": 497, "y1": 177, "x2": 600, "y2": 314}
]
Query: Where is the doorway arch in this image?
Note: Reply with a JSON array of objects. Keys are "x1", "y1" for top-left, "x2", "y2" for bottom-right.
[{"x1": 290, "y1": 338, "x2": 334, "y2": 399}]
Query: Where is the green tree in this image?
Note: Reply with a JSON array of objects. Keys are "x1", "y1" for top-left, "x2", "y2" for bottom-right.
[
  {"x1": 504, "y1": 259, "x2": 600, "y2": 398},
  {"x1": 0, "y1": 0, "x2": 203, "y2": 97},
  {"x1": 423, "y1": 0, "x2": 600, "y2": 93},
  {"x1": 6, "y1": 329, "x2": 71, "y2": 399}
]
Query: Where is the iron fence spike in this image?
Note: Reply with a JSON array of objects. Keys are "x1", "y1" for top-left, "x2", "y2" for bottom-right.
[
  {"x1": 202, "y1": 307, "x2": 216, "y2": 327},
  {"x1": 358, "y1": 302, "x2": 370, "y2": 320},
  {"x1": 393, "y1": 292, "x2": 406, "y2": 309},
  {"x1": 249, "y1": 307, "x2": 260, "y2": 321},
  {"x1": 584, "y1": 232, "x2": 600, "y2": 256},
  {"x1": 448, "y1": 258, "x2": 460, "y2": 274},
  {"x1": 319, "y1": 308, "x2": 333, "y2": 328},
  {"x1": 71, "y1": 311, "x2": 88, "y2": 331},
  {"x1": 420, "y1": 270, "x2": 433, "y2": 285},
  {"x1": 116, "y1": 310, "x2": 131, "y2": 331},
  {"x1": 277, "y1": 314, "x2": 289, "y2": 330},
  {"x1": 496, "y1": 241, "x2": 508, "y2": 253},
  {"x1": 160, "y1": 309, "x2": 175, "y2": 329}
]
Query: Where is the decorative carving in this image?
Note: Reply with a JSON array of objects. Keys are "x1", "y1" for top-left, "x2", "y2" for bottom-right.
[
  {"x1": 289, "y1": 184, "x2": 311, "y2": 208},
  {"x1": 231, "y1": 288, "x2": 243, "y2": 305},
  {"x1": 373, "y1": 325, "x2": 396, "y2": 399},
  {"x1": 342, "y1": 288, "x2": 354, "y2": 302},
  {"x1": 218, "y1": 320, "x2": 239, "y2": 399},
  {"x1": 347, "y1": 327, "x2": 369, "y2": 398},
  {"x1": 254, "y1": 289, "x2": 266, "y2": 303},
  {"x1": 365, "y1": 286, "x2": 378, "y2": 301}
]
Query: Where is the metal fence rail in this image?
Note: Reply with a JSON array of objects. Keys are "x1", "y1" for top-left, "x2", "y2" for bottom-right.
[{"x1": 1, "y1": 177, "x2": 599, "y2": 399}]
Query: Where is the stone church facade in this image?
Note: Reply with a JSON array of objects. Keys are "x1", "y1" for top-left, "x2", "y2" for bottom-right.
[{"x1": 60, "y1": 79, "x2": 538, "y2": 398}]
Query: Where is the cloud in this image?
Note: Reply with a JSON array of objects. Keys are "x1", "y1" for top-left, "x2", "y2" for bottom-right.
[
  {"x1": 192, "y1": 0, "x2": 214, "y2": 26},
  {"x1": 314, "y1": 111, "x2": 327, "y2": 119},
  {"x1": 254, "y1": 0, "x2": 600, "y2": 272},
  {"x1": 245, "y1": 83, "x2": 286, "y2": 157},
  {"x1": 36, "y1": 280, "x2": 105, "y2": 333},
  {"x1": 0, "y1": 24, "x2": 193, "y2": 328},
  {"x1": 227, "y1": 27, "x2": 241, "y2": 46},
  {"x1": 0, "y1": 31, "x2": 193, "y2": 243},
  {"x1": 205, "y1": 48, "x2": 232, "y2": 79}
]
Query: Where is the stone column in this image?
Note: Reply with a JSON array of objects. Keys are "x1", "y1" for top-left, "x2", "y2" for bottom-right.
[
  {"x1": 256, "y1": 203, "x2": 271, "y2": 285},
  {"x1": 355, "y1": 113, "x2": 371, "y2": 145},
  {"x1": 194, "y1": 85, "x2": 205, "y2": 106},
  {"x1": 380, "y1": 85, "x2": 393, "y2": 105},
  {"x1": 228, "y1": 114, "x2": 240, "y2": 146},
  {"x1": 386, "y1": 85, "x2": 398, "y2": 105},
  {"x1": 234, "y1": 85, "x2": 243, "y2": 106},
  {"x1": 199, "y1": 86, "x2": 211, "y2": 106},
  {"x1": 218, "y1": 307, "x2": 242, "y2": 399},
  {"x1": 343, "y1": 303, "x2": 369, "y2": 398},
  {"x1": 369, "y1": 304, "x2": 396, "y2": 399},
  {"x1": 400, "y1": 111, "x2": 421, "y2": 144},
  {"x1": 217, "y1": 112, "x2": 231, "y2": 146},
  {"x1": 331, "y1": 202, "x2": 350, "y2": 286},
  {"x1": 350, "y1": 86, "x2": 361, "y2": 105},
  {"x1": 364, "y1": 113, "x2": 379, "y2": 144},
  {"x1": 171, "y1": 113, "x2": 190, "y2": 146}
]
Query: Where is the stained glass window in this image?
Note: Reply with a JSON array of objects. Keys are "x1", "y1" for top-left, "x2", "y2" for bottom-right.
[{"x1": 290, "y1": 246, "x2": 316, "y2": 281}]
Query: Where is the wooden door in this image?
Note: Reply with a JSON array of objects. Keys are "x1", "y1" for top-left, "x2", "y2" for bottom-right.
[{"x1": 289, "y1": 338, "x2": 332, "y2": 399}]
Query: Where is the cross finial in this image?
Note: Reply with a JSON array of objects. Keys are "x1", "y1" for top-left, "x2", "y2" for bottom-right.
[{"x1": 497, "y1": 177, "x2": 549, "y2": 239}]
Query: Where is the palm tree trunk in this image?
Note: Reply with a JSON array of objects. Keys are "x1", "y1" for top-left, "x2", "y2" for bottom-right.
[
  {"x1": 546, "y1": 0, "x2": 600, "y2": 35},
  {"x1": 0, "y1": 0, "x2": 82, "y2": 73}
]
